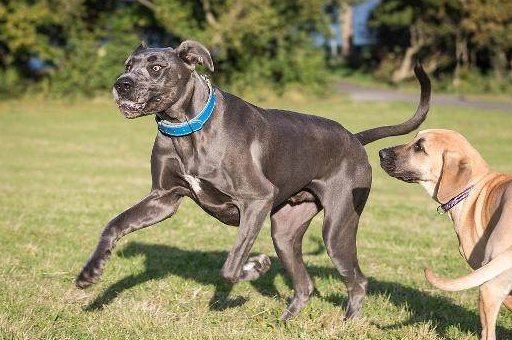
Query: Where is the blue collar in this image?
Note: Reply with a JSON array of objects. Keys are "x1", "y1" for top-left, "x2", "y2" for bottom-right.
[{"x1": 155, "y1": 75, "x2": 216, "y2": 137}]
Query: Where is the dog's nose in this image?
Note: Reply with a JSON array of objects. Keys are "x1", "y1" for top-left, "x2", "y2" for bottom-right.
[
  {"x1": 379, "y1": 148, "x2": 389, "y2": 159},
  {"x1": 114, "y1": 77, "x2": 134, "y2": 94}
]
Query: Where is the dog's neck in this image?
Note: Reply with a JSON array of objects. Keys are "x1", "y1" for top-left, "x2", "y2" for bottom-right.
[
  {"x1": 421, "y1": 170, "x2": 490, "y2": 224},
  {"x1": 419, "y1": 181, "x2": 437, "y2": 198},
  {"x1": 163, "y1": 72, "x2": 210, "y2": 123},
  {"x1": 160, "y1": 72, "x2": 220, "y2": 163}
]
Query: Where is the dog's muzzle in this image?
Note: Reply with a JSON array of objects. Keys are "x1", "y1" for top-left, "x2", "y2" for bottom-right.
[
  {"x1": 112, "y1": 76, "x2": 150, "y2": 118},
  {"x1": 379, "y1": 148, "x2": 397, "y2": 172},
  {"x1": 379, "y1": 148, "x2": 420, "y2": 183}
]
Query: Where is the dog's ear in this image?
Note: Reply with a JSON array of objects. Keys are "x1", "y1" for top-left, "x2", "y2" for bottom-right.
[
  {"x1": 436, "y1": 150, "x2": 472, "y2": 203},
  {"x1": 175, "y1": 40, "x2": 214, "y2": 72},
  {"x1": 134, "y1": 41, "x2": 148, "y2": 54}
]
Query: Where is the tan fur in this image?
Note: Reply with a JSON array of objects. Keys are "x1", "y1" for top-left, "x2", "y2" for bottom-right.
[{"x1": 386, "y1": 129, "x2": 512, "y2": 340}]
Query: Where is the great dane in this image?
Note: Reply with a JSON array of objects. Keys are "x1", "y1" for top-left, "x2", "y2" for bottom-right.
[{"x1": 76, "y1": 40, "x2": 431, "y2": 320}]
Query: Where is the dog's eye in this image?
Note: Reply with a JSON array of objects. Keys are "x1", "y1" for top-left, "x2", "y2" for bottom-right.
[
  {"x1": 152, "y1": 65, "x2": 162, "y2": 72},
  {"x1": 413, "y1": 142, "x2": 424, "y2": 152},
  {"x1": 125, "y1": 64, "x2": 132, "y2": 71}
]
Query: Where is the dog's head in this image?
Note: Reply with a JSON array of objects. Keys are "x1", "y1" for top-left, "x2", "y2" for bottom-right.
[
  {"x1": 379, "y1": 129, "x2": 489, "y2": 202},
  {"x1": 112, "y1": 40, "x2": 214, "y2": 119}
]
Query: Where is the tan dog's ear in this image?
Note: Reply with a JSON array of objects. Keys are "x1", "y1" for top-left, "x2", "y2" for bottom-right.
[{"x1": 436, "y1": 150, "x2": 472, "y2": 203}]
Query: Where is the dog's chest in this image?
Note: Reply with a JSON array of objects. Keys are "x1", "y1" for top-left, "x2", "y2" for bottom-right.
[
  {"x1": 180, "y1": 172, "x2": 240, "y2": 226},
  {"x1": 183, "y1": 175, "x2": 202, "y2": 193},
  {"x1": 159, "y1": 138, "x2": 240, "y2": 225}
]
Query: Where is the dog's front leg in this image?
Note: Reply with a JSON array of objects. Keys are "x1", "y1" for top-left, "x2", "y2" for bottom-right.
[
  {"x1": 75, "y1": 189, "x2": 183, "y2": 288},
  {"x1": 220, "y1": 199, "x2": 273, "y2": 283}
]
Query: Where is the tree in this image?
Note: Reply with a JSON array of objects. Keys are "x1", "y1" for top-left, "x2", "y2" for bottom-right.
[
  {"x1": 462, "y1": 0, "x2": 512, "y2": 80},
  {"x1": 339, "y1": 1, "x2": 353, "y2": 58},
  {"x1": 370, "y1": 0, "x2": 512, "y2": 88},
  {"x1": 370, "y1": 0, "x2": 462, "y2": 83},
  {"x1": 0, "y1": 0, "x2": 330, "y2": 95},
  {"x1": 136, "y1": 0, "x2": 329, "y2": 88}
]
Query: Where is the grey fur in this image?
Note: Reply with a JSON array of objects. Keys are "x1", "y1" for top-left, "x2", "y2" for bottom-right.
[{"x1": 77, "y1": 40, "x2": 430, "y2": 320}]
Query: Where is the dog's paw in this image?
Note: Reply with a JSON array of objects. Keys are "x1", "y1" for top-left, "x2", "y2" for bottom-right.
[
  {"x1": 241, "y1": 254, "x2": 271, "y2": 281},
  {"x1": 75, "y1": 265, "x2": 102, "y2": 289},
  {"x1": 280, "y1": 298, "x2": 308, "y2": 321},
  {"x1": 280, "y1": 279, "x2": 314, "y2": 321}
]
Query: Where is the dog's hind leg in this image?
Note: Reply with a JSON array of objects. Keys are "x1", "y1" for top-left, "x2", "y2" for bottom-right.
[
  {"x1": 271, "y1": 201, "x2": 321, "y2": 320},
  {"x1": 75, "y1": 188, "x2": 183, "y2": 288},
  {"x1": 502, "y1": 295, "x2": 512, "y2": 311},
  {"x1": 320, "y1": 173, "x2": 371, "y2": 320},
  {"x1": 479, "y1": 271, "x2": 512, "y2": 340}
]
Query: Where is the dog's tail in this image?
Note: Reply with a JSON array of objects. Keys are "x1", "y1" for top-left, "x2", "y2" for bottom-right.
[
  {"x1": 424, "y1": 245, "x2": 512, "y2": 291},
  {"x1": 355, "y1": 64, "x2": 431, "y2": 146}
]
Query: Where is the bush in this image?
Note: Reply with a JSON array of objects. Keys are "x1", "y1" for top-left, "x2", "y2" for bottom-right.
[{"x1": 0, "y1": 0, "x2": 329, "y2": 97}]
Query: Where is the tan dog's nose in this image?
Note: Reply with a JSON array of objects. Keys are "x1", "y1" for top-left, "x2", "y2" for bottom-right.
[{"x1": 379, "y1": 148, "x2": 392, "y2": 160}]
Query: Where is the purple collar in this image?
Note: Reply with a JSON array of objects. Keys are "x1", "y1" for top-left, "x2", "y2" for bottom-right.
[{"x1": 437, "y1": 186, "x2": 474, "y2": 214}]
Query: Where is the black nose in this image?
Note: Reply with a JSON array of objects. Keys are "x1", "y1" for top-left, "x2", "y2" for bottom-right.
[
  {"x1": 379, "y1": 148, "x2": 390, "y2": 159},
  {"x1": 114, "y1": 77, "x2": 134, "y2": 95}
]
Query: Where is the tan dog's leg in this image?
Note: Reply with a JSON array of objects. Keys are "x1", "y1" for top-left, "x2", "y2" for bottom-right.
[
  {"x1": 479, "y1": 297, "x2": 487, "y2": 339},
  {"x1": 478, "y1": 275, "x2": 512, "y2": 340},
  {"x1": 502, "y1": 295, "x2": 512, "y2": 311}
]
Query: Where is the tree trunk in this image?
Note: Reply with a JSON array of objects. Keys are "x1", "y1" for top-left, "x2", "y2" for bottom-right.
[
  {"x1": 340, "y1": 2, "x2": 353, "y2": 58},
  {"x1": 492, "y1": 48, "x2": 507, "y2": 81},
  {"x1": 392, "y1": 26, "x2": 423, "y2": 83},
  {"x1": 453, "y1": 31, "x2": 468, "y2": 88},
  {"x1": 509, "y1": 55, "x2": 512, "y2": 78},
  {"x1": 329, "y1": 24, "x2": 338, "y2": 57}
]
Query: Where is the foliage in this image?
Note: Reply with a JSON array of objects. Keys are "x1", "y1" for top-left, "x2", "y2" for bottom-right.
[
  {"x1": 1, "y1": 0, "x2": 511, "y2": 96},
  {"x1": 0, "y1": 0, "x2": 329, "y2": 96},
  {"x1": 369, "y1": 0, "x2": 512, "y2": 89}
]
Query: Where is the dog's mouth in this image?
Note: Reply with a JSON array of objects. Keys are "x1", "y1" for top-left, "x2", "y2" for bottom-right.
[
  {"x1": 390, "y1": 171, "x2": 421, "y2": 183},
  {"x1": 116, "y1": 100, "x2": 148, "y2": 119},
  {"x1": 380, "y1": 160, "x2": 421, "y2": 183},
  {"x1": 113, "y1": 88, "x2": 167, "y2": 119},
  {"x1": 118, "y1": 100, "x2": 146, "y2": 111}
]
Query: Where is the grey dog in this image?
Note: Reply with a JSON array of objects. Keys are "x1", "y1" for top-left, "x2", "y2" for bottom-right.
[{"x1": 75, "y1": 40, "x2": 431, "y2": 320}]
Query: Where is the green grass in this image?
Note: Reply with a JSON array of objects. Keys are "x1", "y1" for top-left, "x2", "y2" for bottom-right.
[{"x1": 2, "y1": 93, "x2": 512, "y2": 340}]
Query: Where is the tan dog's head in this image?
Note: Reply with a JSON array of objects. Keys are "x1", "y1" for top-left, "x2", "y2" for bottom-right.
[{"x1": 379, "y1": 129, "x2": 489, "y2": 203}]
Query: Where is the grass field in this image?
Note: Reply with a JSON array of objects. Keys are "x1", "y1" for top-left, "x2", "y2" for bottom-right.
[{"x1": 2, "y1": 93, "x2": 512, "y2": 340}]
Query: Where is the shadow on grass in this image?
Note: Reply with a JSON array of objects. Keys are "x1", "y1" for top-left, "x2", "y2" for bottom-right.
[{"x1": 85, "y1": 241, "x2": 512, "y2": 339}]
